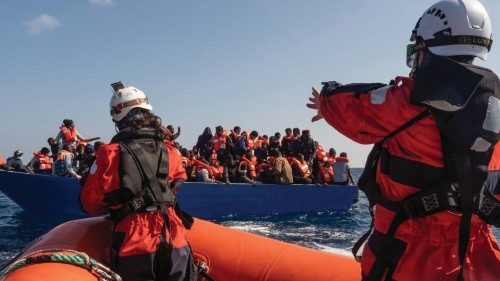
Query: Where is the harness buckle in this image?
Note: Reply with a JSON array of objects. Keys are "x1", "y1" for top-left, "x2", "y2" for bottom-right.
[
  {"x1": 403, "y1": 193, "x2": 440, "y2": 218},
  {"x1": 126, "y1": 196, "x2": 145, "y2": 212}
]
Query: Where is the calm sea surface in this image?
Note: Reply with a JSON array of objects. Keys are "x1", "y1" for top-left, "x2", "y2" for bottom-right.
[{"x1": 0, "y1": 168, "x2": 498, "y2": 267}]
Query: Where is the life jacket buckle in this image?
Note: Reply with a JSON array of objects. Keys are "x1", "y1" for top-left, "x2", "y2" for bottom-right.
[{"x1": 403, "y1": 193, "x2": 440, "y2": 218}]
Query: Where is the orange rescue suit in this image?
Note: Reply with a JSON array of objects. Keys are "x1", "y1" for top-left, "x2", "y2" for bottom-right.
[{"x1": 319, "y1": 76, "x2": 500, "y2": 280}]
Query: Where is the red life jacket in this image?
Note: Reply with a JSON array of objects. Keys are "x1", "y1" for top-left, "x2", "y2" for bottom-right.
[
  {"x1": 192, "y1": 159, "x2": 214, "y2": 179},
  {"x1": 335, "y1": 157, "x2": 349, "y2": 163},
  {"x1": 211, "y1": 165, "x2": 224, "y2": 180},
  {"x1": 242, "y1": 131, "x2": 255, "y2": 149},
  {"x1": 257, "y1": 163, "x2": 273, "y2": 174},
  {"x1": 34, "y1": 152, "x2": 52, "y2": 171},
  {"x1": 289, "y1": 158, "x2": 311, "y2": 178},
  {"x1": 315, "y1": 145, "x2": 327, "y2": 162},
  {"x1": 181, "y1": 157, "x2": 191, "y2": 169},
  {"x1": 213, "y1": 130, "x2": 227, "y2": 152},
  {"x1": 326, "y1": 156, "x2": 335, "y2": 165},
  {"x1": 488, "y1": 143, "x2": 500, "y2": 171},
  {"x1": 238, "y1": 156, "x2": 257, "y2": 179},
  {"x1": 319, "y1": 165, "x2": 333, "y2": 184},
  {"x1": 60, "y1": 125, "x2": 77, "y2": 143}
]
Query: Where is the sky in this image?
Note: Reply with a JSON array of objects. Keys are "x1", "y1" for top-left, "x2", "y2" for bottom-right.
[{"x1": 1, "y1": 0, "x2": 499, "y2": 167}]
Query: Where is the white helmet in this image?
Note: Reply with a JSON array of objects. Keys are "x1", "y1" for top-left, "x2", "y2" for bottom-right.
[
  {"x1": 109, "y1": 81, "x2": 153, "y2": 122},
  {"x1": 410, "y1": 0, "x2": 492, "y2": 61}
]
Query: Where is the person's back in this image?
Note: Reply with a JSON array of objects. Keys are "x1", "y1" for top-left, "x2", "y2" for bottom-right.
[
  {"x1": 27, "y1": 147, "x2": 53, "y2": 175},
  {"x1": 80, "y1": 81, "x2": 197, "y2": 280},
  {"x1": 270, "y1": 150, "x2": 293, "y2": 184},
  {"x1": 53, "y1": 146, "x2": 80, "y2": 180},
  {"x1": 307, "y1": 1, "x2": 500, "y2": 280},
  {"x1": 332, "y1": 153, "x2": 352, "y2": 185}
]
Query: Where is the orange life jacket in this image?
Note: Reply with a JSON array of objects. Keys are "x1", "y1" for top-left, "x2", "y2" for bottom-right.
[
  {"x1": 326, "y1": 156, "x2": 335, "y2": 165},
  {"x1": 242, "y1": 131, "x2": 255, "y2": 149},
  {"x1": 319, "y1": 165, "x2": 333, "y2": 184},
  {"x1": 335, "y1": 157, "x2": 349, "y2": 163},
  {"x1": 257, "y1": 163, "x2": 273, "y2": 174},
  {"x1": 211, "y1": 165, "x2": 224, "y2": 180},
  {"x1": 0, "y1": 154, "x2": 5, "y2": 166},
  {"x1": 34, "y1": 152, "x2": 52, "y2": 171},
  {"x1": 290, "y1": 158, "x2": 311, "y2": 178},
  {"x1": 315, "y1": 145, "x2": 327, "y2": 162},
  {"x1": 238, "y1": 156, "x2": 257, "y2": 179},
  {"x1": 254, "y1": 136, "x2": 269, "y2": 149},
  {"x1": 181, "y1": 157, "x2": 191, "y2": 169},
  {"x1": 213, "y1": 130, "x2": 228, "y2": 152},
  {"x1": 60, "y1": 126, "x2": 77, "y2": 143},
  {"x1": 192, "y1": 159, "x2": 214, "y2": 179}
]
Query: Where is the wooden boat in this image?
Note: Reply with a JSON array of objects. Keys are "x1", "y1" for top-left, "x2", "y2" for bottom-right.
[
  {"x1": 0, "y1": 216, "x2": 361, "y2": 280},
  {"x1": 0, "y1": 170, "x2": 358, "y2": 219}
]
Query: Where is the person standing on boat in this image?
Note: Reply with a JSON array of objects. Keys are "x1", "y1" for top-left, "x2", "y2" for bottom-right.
[
  {"x1": 80, "y1": 81, "x2": 197, "y2": 281},
  {"x1": 281, "y1": 128, "x2": 295, "y2": 156},
  {"x1": 212, "y1": 125, "x2": 233, "y2": 162},
  {"x1": 55, "y1": 119, "x2": 96, "y2": 151},
  {"x1": 307, "y1": 0, "x2": 500, "y2": 279},
  {"x1": 332, "y1": 152, "x2": 354, "y2": 186},
  {"x1": 26, "y1": 147, "x2": 52, "y2": 175}
]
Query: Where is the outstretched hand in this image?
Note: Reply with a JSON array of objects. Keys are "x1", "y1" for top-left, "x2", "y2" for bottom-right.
[{"x1": 307, "y1": 87, "x2": 324, "y2": 122}]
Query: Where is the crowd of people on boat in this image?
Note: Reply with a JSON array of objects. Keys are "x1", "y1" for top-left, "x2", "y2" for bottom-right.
[{"x1": 0, "y1": 120, "x2": 354, "y2": 186}]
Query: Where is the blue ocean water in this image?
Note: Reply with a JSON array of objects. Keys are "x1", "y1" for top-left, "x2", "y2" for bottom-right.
[{"x1": 0, "y1": 168, "x2": 498, "y2": 267}]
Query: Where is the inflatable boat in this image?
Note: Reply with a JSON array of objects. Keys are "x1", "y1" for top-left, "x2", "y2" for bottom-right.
[
  {"x1": 0, "y1": 170, "x2": 358, "y2": 219},
  {"x1": 0, "y1": 217, "x2": 361, "y2": 280}
]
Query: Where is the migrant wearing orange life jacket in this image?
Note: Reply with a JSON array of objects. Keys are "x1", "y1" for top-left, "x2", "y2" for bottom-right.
[
  {"x1": 289, "y1": 158, "x2": 311, "y2": 179},
  {"x1": 238, "y1": 156, "x2": 257, "y2": 179},
  {"x1": 240, "y1": 131, "x2": 255, "y2": 150},
  {"x1": 181, "y1": 157, "x2": 191, "y2": 170},
  {"x1": 212, "y1": 130, "x2": 228, "y2": 152},
  {"x1": 191, "y1": 159, "x2": 214, "y2": 180},
  {"x1": 325, "y1": 156, "x2": 335, "y2": 166},
  {"x1": 33, "y1": 151, "x2": 52, "y2": 171},
  {"x1": 211, "y1": 165, "x2": 224, "y2": 181},
  {"x1": 60, "y1": 125, "x2": 77, "y2": 143},
  {"x1": 318, "y1": 71, "x2": 500, "y2": 280},
  {"x1": 315, "y1": 145, "x2": 328, "y2": 162},
  {"x1": 0, "y1": 154, "x2": 5, "y2": 169},
  {"x1": 318, "y1": 164, "x2": 333, "y2": 184},
  {"x1": 254, "y1": 136, "x2": 269, "y2": 149}
]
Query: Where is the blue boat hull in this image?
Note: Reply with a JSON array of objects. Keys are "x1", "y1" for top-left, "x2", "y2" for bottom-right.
[{"x1": 0, "y1": 170, "x2": 358, "y2": 219}]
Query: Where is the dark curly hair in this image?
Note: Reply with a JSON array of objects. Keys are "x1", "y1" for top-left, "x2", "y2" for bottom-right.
[{"x1": 116, "y1": 108, "x2": 168, "y2": 139}]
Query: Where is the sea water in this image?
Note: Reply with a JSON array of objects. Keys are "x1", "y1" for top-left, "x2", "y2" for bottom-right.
[{"x1": 0, "y1": 168, "x2": 498, "y2": 267}]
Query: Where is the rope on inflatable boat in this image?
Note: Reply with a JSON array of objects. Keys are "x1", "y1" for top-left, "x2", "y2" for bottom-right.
[{"x1": 0, "y1": 249, "x2": 122, "y2": 281}]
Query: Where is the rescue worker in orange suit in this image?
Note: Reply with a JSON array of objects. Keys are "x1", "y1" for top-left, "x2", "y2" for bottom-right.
[
  {"x1": 307, "y1": 1, "x2": 500, "y2": 280},
  {"x1": 55, "y1": 119, "x2": 98, "y2": 151},
  {"x1": 26, "y1": 147, "x2": 53, "y2": 175},
  {"x1": 81, "y1": 81, "x2": 197, "y2": 281}
]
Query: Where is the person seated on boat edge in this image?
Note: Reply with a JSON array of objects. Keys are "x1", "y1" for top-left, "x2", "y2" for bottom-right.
[
  {"x1": 55, "y1": 119, "x2": 99, "y2": 151},
  {"x1": 332, "y1": 152, "x2": 354, "y2": 186},
  {"x1": 256, "y1": 158, "x2": 275, "y2": 184},
  {"x1": 5, "y1": 150, "x2": 28, "y2": 173},
  {"x1": 80, "y1": 81, "x2": 198, "y2": 281},
  {"x1": 316, "y1": 161, "x2": 334, "y2": 186},
  {"x1": 53, "y1": 144, "x2": 81, "y2": 180},
  {"x1": 290, "y1": 153, "x2": 313, "y2": 184},
  {"x1": 307, "y1": 1, "x2": 500, "y2": 279},
  {"x1": 192, "y1": 157, "x2": 223, "y2": 185},
  {"x1": 195, "y1": 127, "x2": 213, "y2": 161},
  {"x1": 46, "y1": 137, "x2": 61, "y2": 161},
  {"x1": 212, "y1": 125, "x2": 234, "y2": 163},
  {"x1": 326, "y1": 148, "x2": 336, "y2": 165},
  {"x1": 270, "y1": 149, "x2": 293, "y2": 185},
  {"x1": 180, "y1": 148, "x2": 194, "y2": 181},
  {"x1": 236, "y1": 149, "x2": 259, "y2": 186},
  {"x1": 25, "y1": 147, "x2": 52, "y2": 175}
]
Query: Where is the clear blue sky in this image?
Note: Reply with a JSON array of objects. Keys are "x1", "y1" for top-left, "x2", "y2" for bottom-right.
[{"x1": 1, "y1": 0, "x2": 499, "y2": 166}]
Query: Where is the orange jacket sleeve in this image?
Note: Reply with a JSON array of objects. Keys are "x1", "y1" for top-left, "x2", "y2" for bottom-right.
[
  {"x1": 80, "y1": 143, "x2": 120, "y2": 216},
  {"x1": 318, "y1": 77, "x2": 427, "y2": 144}
]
